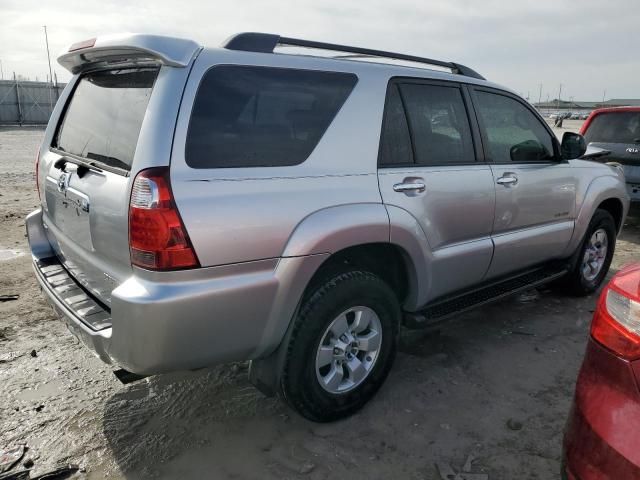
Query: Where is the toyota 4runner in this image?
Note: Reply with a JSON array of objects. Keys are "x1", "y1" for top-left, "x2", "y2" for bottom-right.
[{"x1": 27, "y1": 32, "x2": 630, "y2": 421}]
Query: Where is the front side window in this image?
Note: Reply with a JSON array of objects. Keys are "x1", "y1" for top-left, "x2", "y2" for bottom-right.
[
  {"x1": 475, "y1": 91, "x2": 555, "y2": 163},
  {"x1": 186, "y1": 66, "x2": 357, "y2": 168},
  {"x1": 399, "y1": 83, "x2": 475, "y2": 166}
]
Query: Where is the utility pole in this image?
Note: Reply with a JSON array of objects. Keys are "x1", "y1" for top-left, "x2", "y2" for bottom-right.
[
  {"x1": 538, "y1": 83, "x2": 543, "y2": 105},
  {"x1": 43, "y1": 25, "x2": 54, "y2": 115},
  {"x1": 557, "y1": 83, "x2": 563, "y2": 112},
  {"x1": 546, "y1": 93, "x2": 550, "y2": 116},
  {"x1": 602, "y1": 89, "x2": 606, "y2": 106}
]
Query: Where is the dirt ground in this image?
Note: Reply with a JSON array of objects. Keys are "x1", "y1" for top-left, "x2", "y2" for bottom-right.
[{"x1": 1, "y1": 126, "x2": 639, "y2": 480}]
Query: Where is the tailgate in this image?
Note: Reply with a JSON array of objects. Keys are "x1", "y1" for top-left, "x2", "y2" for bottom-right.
[{"x1": 40, "y1": 67, "x2": 158, "y2": 306}]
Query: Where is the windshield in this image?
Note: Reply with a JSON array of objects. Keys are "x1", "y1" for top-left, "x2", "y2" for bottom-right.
[
  {"x1": 54, "y1": 67, "x2": 159, "y2": 171},
  {"x1": 584, "y1": 111, "x2": 640, "y2": 144}
]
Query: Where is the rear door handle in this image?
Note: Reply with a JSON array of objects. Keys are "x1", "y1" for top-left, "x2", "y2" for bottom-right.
[
  {"x1": 393, "y1": 181, "x2": 426, "y2": 193},
  {"x1": 496, "y1": 174, "x2": 518, "y2": 186}
]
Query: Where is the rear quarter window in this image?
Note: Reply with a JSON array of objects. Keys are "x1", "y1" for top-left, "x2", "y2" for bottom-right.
[{"x1": 185, "y1": 66, "x2": 357, "y2": 169}]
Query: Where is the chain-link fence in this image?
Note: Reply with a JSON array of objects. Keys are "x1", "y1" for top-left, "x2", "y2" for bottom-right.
[{"x1": 0, "y1": 78, "x2": 66, "y2": 125}]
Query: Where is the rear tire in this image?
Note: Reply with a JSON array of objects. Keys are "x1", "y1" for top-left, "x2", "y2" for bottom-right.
[
  {"x1": 280, "y1": 270, "x2": 400, "y2": 422},
  {"x1": 560, "y1": 209, "x2": 616, "y2": 296}
]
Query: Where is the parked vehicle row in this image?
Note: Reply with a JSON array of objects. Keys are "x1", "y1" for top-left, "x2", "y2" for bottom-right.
[
  {"x1": 27, "y1": 32, "x2": 629, "y2": 423},
  {"x1": 547, "y1": 112, "x2": 590, "y2": 120}
]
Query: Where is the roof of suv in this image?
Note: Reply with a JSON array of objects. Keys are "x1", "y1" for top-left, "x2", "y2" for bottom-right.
[
  {"x1": 58, "y1": 32, "x2": 508, "y2": 92},
  {"x1": 223, "y1": 32, "x2": 485, "y2": 79}
]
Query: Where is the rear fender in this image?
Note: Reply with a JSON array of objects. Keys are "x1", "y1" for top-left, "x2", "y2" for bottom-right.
[
  {"x1": 254, "y1": 203, "x2": 390, "y2": 359},
  {"x1": 384, "y1": 205, "x2": 433, "y2": 311},
  {"x1": 280, "y1": 203, "x2": 389, "y2": 257}
]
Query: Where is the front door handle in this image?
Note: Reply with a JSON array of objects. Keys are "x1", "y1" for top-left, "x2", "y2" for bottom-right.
[
  {"x1": 393, "y1": 181, "x2": 426, "y2": 193},
  {"x1": 496, "y1": 174, "x2": 518, "y2": 186}
]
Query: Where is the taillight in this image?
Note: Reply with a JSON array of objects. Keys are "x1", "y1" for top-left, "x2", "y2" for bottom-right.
[
  {"x1": 35, "y1": 149, "x2": 41, "y2": 200},
  {"x1": 591, "y1": 264, "x2": 640, "y2": 360},
  {"x1": 128, "y1": 167, "x2": 199, "y2": 271}
]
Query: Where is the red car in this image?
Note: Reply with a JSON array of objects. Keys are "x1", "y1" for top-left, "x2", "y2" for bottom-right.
[{"x1": 564, "y1": 263, "x2": 640, "y2": 479}]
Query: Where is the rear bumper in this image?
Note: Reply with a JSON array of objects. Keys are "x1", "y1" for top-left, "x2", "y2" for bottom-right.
[
  {"x1": 563, "y1": 339, "x2": 640, "y2": 479},
  {"x1": 27, "y1": 208, "x2": 327, "y2": 375},
  {"x1": 32, "y1": 255, "x2": 113, "y2": 365}
]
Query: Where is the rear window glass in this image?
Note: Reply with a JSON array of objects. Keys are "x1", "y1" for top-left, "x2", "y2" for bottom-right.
[
  {"x1": 185, "y1": 66, "x2": 357, "y2": 169},
  {"x1": 54, "y1": 68, "x2": 158, "y2": 171},
  {"x1": 584, "y1": 112, "x2": 640, "y2": 144}
]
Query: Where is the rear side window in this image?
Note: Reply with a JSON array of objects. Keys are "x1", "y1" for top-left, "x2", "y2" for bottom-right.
[
  {"x1": 584, "y1": 112, "x2": 640, "y2": 144},
  {"x1": 399, "y1": 84, "x2": 475, "y2": 166},
  {"x1": 54, "y1": 68, "x2": 158, "y2": 171},
  {"x1": 186, "y1": 66, "x2": 357, "y2": 168},
  {"x1": 474, "y1": 91, "x2": 554, "y2": 163}
]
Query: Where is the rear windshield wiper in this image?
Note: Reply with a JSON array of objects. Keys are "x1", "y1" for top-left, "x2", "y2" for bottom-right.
[
  {"x1": 85, "y1": 152, "x2": 130, "y2": 172},
  {"x1": 53, "y1": 150, "x2": 104, "y2": 174}
]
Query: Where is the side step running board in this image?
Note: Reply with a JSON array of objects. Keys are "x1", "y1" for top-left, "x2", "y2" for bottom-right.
[{"x1": 404, "y1": 265, "x2": 568, "y2": 329}]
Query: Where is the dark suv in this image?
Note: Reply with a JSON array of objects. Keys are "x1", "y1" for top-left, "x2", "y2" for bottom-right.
[{"x1": 580, "y1": 107, "x2": 640, "y2": 201}]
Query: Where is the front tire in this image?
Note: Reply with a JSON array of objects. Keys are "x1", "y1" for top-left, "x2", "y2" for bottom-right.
[
  {"x1": 280, "y1": 270, "x2": 400, "y2": 422},
  {"x1": 561, "y1": 209, "x2": 616, "y2": 296}
]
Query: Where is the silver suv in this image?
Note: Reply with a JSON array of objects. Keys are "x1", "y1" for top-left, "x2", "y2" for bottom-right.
[{"x1": 27, "y1": 32, "x2": 630, "y2": 421}]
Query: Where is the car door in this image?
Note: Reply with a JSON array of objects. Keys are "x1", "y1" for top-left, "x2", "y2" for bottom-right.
[
  {"x1": 377, "y1": 79, "x2": 496, "y2": 302},
  {"x1": 470, "y1": 87, "x2": 577, "y2": 279}
]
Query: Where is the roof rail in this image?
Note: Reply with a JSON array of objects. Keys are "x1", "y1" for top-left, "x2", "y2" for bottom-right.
[{"x1": 223, "y1": 32, "x2": 485, "y2": 80}]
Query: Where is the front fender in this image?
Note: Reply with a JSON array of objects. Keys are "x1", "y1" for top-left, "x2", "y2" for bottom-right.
[{"x1": 564, "y1": 174, "x2": 630, "y2": 256}]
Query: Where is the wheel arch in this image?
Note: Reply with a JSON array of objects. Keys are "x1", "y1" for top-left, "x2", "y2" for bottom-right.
[
  {"x1": 280, "y1": 203, "x2": 431, "y2": 312},
  {"x1": 302, "y1": 242, "x2": 415, "y2": 309},
  {"x1": 564, "y1": 175, "x2": 630, "y2": 257},
  {"x1": 597, "y1": 197, "x2": 625, "y2": 233}
]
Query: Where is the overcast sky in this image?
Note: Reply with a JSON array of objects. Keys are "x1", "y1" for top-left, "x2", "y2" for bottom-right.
[{"x1": 1, "y1": 0, "x2": 638, "y2": 101}]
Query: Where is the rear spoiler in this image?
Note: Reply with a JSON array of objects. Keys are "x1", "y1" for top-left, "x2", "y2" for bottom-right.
[{"x1": 58, "y1": 33, "x2": 201, "y2": 74}]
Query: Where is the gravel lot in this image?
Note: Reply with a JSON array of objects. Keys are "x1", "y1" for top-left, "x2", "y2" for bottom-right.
[{"x1": 1, "y1": 126, "x2": 638, "y2": 479}]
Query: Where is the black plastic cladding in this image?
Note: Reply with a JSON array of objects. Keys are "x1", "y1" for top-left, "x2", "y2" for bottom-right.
[{"x1": 222, "y1": 32, "x2": 486, "y2": 80}]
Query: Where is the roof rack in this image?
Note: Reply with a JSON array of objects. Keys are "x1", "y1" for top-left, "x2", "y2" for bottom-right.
[{"x1": 222, "y1": 32, "x2": 485, "y2": 80}]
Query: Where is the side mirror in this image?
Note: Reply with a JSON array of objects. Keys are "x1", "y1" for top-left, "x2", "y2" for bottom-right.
[{"x1": 561, "y1": 132, "x2": 587, "y2": 160}]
